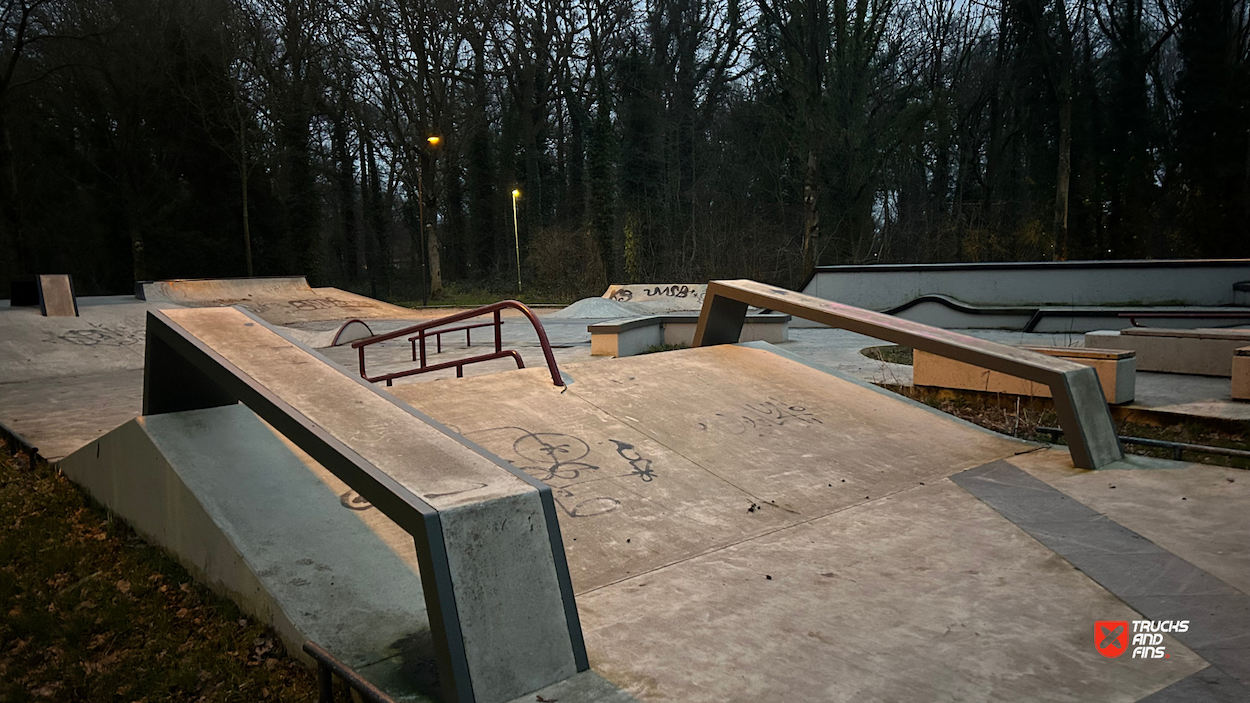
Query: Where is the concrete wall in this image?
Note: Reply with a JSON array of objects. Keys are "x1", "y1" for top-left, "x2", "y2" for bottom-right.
[{"x1": 803, "y1": 260, "x2": 1250, "y2": 310}]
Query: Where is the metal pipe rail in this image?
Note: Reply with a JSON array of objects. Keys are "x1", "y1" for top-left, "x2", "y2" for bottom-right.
[
  {"x1": 352, "y1": 300, "x2": 564, "y2": 387},
  {"x1": 1035, "y1": 426, "x2": 1250, "y2": 462},
  {"x1": 693, "y1": 279, "x2": 1126, "y2": 470},
  {"x1": 303, "y1": 641, "x2": 398, "y2": 703},
  {"x1": 410, "y1": 320, "x2": 503, "y2": 358}
]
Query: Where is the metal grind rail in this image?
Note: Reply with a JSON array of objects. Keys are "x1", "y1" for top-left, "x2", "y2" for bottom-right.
[
  {"x1": 352, "y1": 300, "x2": 565, "y2": 387},
  {"x1": 303, "y1": 641, "x2": 397, "y2": 703},
  {"x1": 1035, "y1": 426, "x2": 1250, "y2": 463}
]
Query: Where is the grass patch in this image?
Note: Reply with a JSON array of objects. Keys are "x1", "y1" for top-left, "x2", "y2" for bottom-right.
[
  {"x1": 0, "y1": 449, "x2": 320, "y2": 702},
  {"x1": 860, "y1": 345, "x2": 913, "y2": 366},
  {"x1": 640, "y1": 343, "x2": 689, "y2": 355}
]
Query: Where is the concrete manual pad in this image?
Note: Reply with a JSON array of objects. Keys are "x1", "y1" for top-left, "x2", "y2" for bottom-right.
[{"x1": 392, "y1": 345, "x2": 1030, "y2": 593}]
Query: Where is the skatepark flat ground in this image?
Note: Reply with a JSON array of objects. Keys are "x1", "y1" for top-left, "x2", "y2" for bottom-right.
[
  {"x1": 384, "y1": 345, "x2": 1245, "y2": 701},
  {"x1": 2, "y1": 290, "x2": 1248, "y2": 701}
]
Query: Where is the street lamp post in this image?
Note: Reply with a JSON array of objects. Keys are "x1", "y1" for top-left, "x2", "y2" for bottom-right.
[{"x1": 511, "y1": 189, "x2": 521, "y2": 292}]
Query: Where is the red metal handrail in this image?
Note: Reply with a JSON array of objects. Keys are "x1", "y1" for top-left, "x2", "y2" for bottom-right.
[{"x1": 351, "y1": 301, "x2": 565, "y2": 387}]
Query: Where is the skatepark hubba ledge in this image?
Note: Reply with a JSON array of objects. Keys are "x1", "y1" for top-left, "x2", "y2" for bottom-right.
[{"x1": 50, "y1": 281, "x2": 1250, "y2": 702}]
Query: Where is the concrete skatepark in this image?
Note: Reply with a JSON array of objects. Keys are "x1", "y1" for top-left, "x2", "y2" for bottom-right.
[{"x1": 2, "y1": 273, "x2": 1248, "y2": 701}]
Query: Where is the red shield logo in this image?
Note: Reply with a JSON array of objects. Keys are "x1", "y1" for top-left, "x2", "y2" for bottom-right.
[{"x1": 1095, "y1": 621, "x2": 1129, "y2": 658}]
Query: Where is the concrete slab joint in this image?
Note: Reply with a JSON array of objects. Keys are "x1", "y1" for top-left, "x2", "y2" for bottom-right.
[
  {"x1": 693, "y1": 279, "x2": 1125, "y2": 469},
  {"x1": 133, "y1": 307, "x2": 587, "y2": 702}
]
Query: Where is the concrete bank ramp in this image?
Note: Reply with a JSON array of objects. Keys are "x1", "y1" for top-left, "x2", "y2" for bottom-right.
[
  {"x1": 60, "y1": 404, "x2": 435, "y2": 698},
  {"x1": 392, "y1": 344, "x2": 1029, "y2": 593},
  {"x1": 390, "y1": 345, "x2": 1213, "y2": 702},
  {"x1": 137, "y1": 277, "x2": 429, "y2": 325}
]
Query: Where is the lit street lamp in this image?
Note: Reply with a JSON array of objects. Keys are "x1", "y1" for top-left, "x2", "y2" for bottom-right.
[{"x1": 512, "y1": 189, "x2": 521, "y2": 292}]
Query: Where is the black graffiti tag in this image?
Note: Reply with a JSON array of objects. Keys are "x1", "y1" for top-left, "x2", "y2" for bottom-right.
[{"x1": 610, "y1": 439, "x2": 656, "y2": 482}]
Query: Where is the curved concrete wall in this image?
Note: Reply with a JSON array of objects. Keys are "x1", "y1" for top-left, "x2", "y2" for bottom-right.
[{"x1": 803, "y1": 259, "x2": 1250, "y2": 310}]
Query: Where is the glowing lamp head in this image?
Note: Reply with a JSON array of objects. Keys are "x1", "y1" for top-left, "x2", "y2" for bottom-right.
[
  {"x1": 426, "y1": 135, "x2": 441, "y2": 147},
  {"x1": 512, "y1": 189, "x2": 521, "y2": 198}
]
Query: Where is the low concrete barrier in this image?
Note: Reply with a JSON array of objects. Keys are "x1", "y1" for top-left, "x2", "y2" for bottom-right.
[
  {"x1": 1234, "y1": 347, "x2": 1250, "y2": 401},
  {"x1": 914, "y1": 346, "x2": 1136, "y2": 404},
  {"x1": 589, "y1": 313, "x2": 789, "y2": 357},
  {"x1": 1085, "y1": 328, "x2": 1250, "y2": 377}
]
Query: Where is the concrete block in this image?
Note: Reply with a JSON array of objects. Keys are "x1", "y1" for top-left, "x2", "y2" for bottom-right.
[
  {"x1": 590, "y1": 320, "x2": 663, "y2": 357},
  {"x1": 1233, "y1": 347, "x2": 1250, "y2": 401},
  {"x1": 589, "y1": 314, "x2": 789, "y2": 358},
  {"x1": 1086, "y1": 328, "x2": 1250, "y2": 377},
  {"x1": 913, "y1": 345, "x2": 1136, "y2": 404}
]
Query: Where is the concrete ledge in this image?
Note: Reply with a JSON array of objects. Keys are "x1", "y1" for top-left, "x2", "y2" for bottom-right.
[
  {"x1": 589, "y1": 313, "x2": 789, "y2": 357},
  {"x1": 138, "y1": 307, "x2": 587, "y2": 703},
  {"x1": 1086, "y1": 328, "x2": 1250, "y2": 377},
  {"x1": 1234, "y1": 347, "x2": 1250, "y2": 401},
  {"x1": 914, "y1": 346, "x2": 1136, "y2": 404}
]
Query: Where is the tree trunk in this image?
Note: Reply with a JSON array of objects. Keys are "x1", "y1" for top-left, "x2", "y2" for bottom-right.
[
  {"x1": 1052, "y1": 80, "x2": 1072, "y2": 261},
  {"x1": 802, "y1": 147, "x2": 822, "y2": 274},
  {"x1": 239, "y1": 110, "x2": 253, "y2": 277},
  {"x1": 0, "y1": 109, "x2": 25, "y2": 277}
]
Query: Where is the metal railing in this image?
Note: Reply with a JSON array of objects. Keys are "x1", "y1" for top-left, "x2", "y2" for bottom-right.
[
  {"x1": 303, "y1": 641, "x2": 397, "y2": 703},
  {"x1": 1035, "y1": 426, "x2": 1250, "y2": 462},
  {"x1": 352, "y1": 300, "x2": 565, "y2": 387}
]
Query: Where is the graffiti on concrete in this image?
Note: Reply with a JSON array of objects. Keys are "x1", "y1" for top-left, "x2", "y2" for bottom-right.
[
  {"x1": 696, "y1": 397, "x2": 822, "y2": 436},
  {"x1": 288, "y1": 297, "x2": 371, "y2": 311},
  {"x1": 466, "y1": 426, "x2": 661, "y2": 519},
  {"x1": 610, "y1": 439, "x2": 656, "y2": 482},
  {"x1": 51, "y1": 324, "x2": 142, "y2": 347}
]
